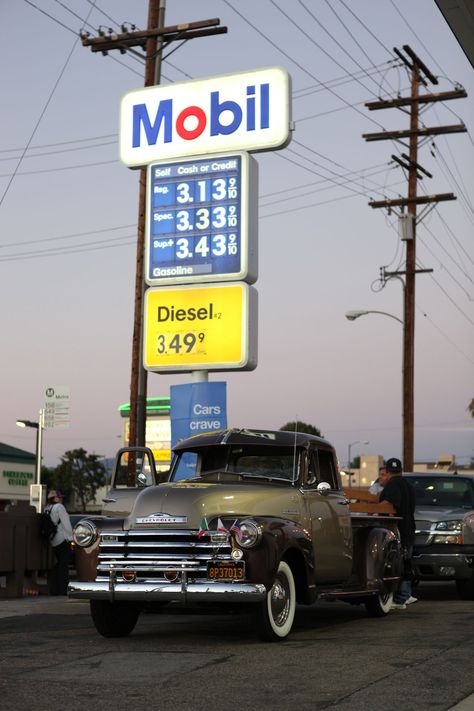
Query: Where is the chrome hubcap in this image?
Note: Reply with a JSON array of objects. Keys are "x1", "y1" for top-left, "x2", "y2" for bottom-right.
[{"x1": 270, "y1": 575, "x2": 290, "y2": 626}]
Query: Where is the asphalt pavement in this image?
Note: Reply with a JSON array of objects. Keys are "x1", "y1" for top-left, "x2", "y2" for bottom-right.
[
  {"x1": 0, "y1": 594, "x2": 88, "y2": 619},
  {"x1": 0, "y1": 587, "x2": 473, "y2": 711}
]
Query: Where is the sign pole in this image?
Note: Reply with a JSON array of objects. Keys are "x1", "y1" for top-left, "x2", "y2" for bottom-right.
[
  {"x1": 130, "y1": 0, "x2": 165, "y2": 450},
  {"x1": 35, "y1": 409, "x2": 43, "y2": 487},
  {"x1": 192, "y1": 371, "x2": 208, "y2": 383}
]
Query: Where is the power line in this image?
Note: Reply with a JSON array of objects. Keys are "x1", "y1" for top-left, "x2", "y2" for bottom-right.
[
  {"x1": 294, "y1": 62, "x2": 393, "y2": 96},
  {"x1": 336, "y1": 0, "x2": 392, "y2": 55},
  {"x1": 420, "y1": 261, "x2": 474, "y2": 326},
  {"x1": 418, "y1": 233, "x2": 473, "y2": 301},
  {"x1": 0, "y1": 158, "x2": 118, "y2": 178},
  {"x1": 286, "y1": 139, "x2": 400, "y2": 198},
  {"x1": 223, "y1": 0, "x2": 386, "y2": 129},
  {"x1": 0, "y1": 223, "x2": 135, "y2": 249},
  {"x1": 416, "y1": 306, "x2": 474, "y2": 365},
  {"x1": 435, "y1": 210, "x2": 474, "y2": 267},
  {"x1": 388, "y1": 0, "x2": 446, "y2": 76},
  {"x1": 83, "y1": 0, "x2": 121, "y2": 29},
  {"x1": 52, "y1": 0, "x2": 97, "y2": 33},
  {"x1": 0, "y1": 234, "x2": 136, "y2": 262},
  {"x1": 260, "y1": 164, "x2": 394, "y2": 205},
  {"x1": 431, "y1": 143, "x2": 474, "y2": 221},
  {"x1": 420, "y1": 223, "x2": 474, "y2": 288},
  {"x1": 0, "y1": 139, "x2": 117, "y2": 162},
  {"x1": 297, "y1": 0, "x2": 396, "y2": 96},
  {"x1": 0, "y1": 133, "x2": 117, "y2": 154},
  {"x1": 1, "y1": 3, "x2": 98, "y2": 210},
  {"x1": 271, "y1": 0, "x2": 385, "y2": 101},
  {"x1": 321, "y1": 0, "x2": 397, "y2": 93},
  {"x1": 23, "y1": 0, "x2": 145, "y2": 78},
  {"x1": 23, "y1": 0, "x2": 78, "y2": 36}
]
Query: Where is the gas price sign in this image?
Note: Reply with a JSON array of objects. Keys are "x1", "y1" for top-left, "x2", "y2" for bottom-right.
[
  {"x1": 143, "y1": 283, "x2": 258, "y2": 373},
  {"x1": 145, "y1": 152, "x2": 258, "y2": 286}
]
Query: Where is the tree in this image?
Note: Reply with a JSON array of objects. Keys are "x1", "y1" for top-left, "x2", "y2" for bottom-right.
[
  {"x1": 350, "y1": 455, "x2": 361, "y2": 469},
  {"x1": 51, "y1": 448, "x2": 107, "y2": 511},
  {"x1": 280, "y1": 421, "x2": 321, "y2": 437}
]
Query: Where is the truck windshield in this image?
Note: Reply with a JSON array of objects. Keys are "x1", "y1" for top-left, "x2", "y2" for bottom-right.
[
  {"x1": 170, "y1": 445, "x2": 301, "y2": 484},
  {"x1": 405, "y1": 476, "x2": 474, "y2": 509}
]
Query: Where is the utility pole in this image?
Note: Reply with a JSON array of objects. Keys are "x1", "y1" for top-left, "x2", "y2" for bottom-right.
[
  {"x1": 81, "y1": 4, "x2": 227, "y2": 448},
  {"x1": 362, "y1": 45, "x2": 466, "y2": 471}
]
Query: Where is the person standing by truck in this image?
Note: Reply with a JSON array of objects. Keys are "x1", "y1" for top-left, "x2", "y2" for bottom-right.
[
  {"x1": 379, "y1": 458, "x2": 417, "y2": 610},
  {"x1": 45, "y1": 490, "x2": 73, "y2": 596}
]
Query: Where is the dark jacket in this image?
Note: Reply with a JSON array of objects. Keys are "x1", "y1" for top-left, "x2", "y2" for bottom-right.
[{"x1": 380, "y1": 475, "x2": 416, "y2": 548}]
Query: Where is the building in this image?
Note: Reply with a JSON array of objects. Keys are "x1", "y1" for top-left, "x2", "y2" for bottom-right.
[
  {"x1": 0, "y1": 443, "x2": 35, "y2": 510},
  {"x1": 119, "y1": 397, "x2": 171, "y2": 472}
]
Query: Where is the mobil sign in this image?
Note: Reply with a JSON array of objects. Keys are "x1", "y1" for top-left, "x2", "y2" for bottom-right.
[{"x1": 120, "y1": 66, "x2": 292, "y2": 167}]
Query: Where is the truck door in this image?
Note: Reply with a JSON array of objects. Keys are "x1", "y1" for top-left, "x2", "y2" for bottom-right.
[
  {"x1": 102, "y1": 447, "x2": 159, "y2": 517},
  {"x1": 304, "y1": 449, "x2": 353, "y2": 583}
]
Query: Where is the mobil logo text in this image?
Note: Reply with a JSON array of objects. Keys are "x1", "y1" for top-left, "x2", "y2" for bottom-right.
[{"x1": 120, "y1": 67, "x2": 291, "y2": 166}]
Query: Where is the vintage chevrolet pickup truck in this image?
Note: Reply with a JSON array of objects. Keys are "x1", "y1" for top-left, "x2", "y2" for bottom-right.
[{"x1": 69, "y1": 428, "x2": 403, "y2": 641}]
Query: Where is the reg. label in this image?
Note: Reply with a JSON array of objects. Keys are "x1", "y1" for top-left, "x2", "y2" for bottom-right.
[
  {"x1": 145, "y1": 152, "x2": 258, "y2": 286},
  {"x1": 143, "y1": 283, "x2": 258, "y2": 372}
]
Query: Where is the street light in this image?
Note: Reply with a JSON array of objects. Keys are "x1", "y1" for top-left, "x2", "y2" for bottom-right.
[
  {"x1": 345, "y1": 309, "x2": 403, "y2": 324},
  {"x1": 16, "y1": 410, "x2": 44, "y2": 486},
  {"x1": 348, "y1": 440, "x2": 369, "y2": 469},
  {"x1": 345, "y1": 307, "x2": 414, "y2": 470}
]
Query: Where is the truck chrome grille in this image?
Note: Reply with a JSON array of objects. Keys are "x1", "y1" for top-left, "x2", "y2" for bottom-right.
[{"x1": 96, "y1": 529, "x2": 232, "y2": 583}]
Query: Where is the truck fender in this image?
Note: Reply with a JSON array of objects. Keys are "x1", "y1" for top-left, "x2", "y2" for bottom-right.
[
  {"x1": 245, "y1": 517, "x2": 315, "y2": 601},
  {"x1": 363, "y1": 527, "x2": 402, "y2": 592},
  {"x1": 74, "y1": 517, "x2": 124, "y2": 582}
]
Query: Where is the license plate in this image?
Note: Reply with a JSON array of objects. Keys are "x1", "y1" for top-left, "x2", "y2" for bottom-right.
[{"x1": 207, "y1": 561, "x2": 245, "y2": 581}]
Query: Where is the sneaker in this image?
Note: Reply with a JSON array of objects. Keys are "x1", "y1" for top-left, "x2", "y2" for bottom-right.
[
  {"x1": 390, "y1": 602, "x2": 407, "y2": 610},
  {"x1": 406, "y1": 596, "x2": 418, "y2": 605}
]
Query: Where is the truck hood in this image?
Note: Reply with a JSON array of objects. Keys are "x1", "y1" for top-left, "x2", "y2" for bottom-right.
[
  {"x1": 126, "y1": 481, "x2": 301, "y2": 529},
  {"x1": 415, "y1": 505, "x2": 471, "y2": 523}
]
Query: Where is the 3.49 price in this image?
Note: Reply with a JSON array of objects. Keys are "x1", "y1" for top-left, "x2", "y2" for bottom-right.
[{"x1": 156, "y1": 331, "x2": 205, "y2": 355}]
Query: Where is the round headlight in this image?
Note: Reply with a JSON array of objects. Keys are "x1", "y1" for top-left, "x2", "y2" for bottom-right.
[
  {"x1": 73, "y1": 520, "x2": 98, "y2": 548},
  {"x1": 238, "y1": 520, "x2": 262, "y2": 548}
]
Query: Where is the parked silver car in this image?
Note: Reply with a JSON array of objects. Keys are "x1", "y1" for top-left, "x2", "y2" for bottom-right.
[{"x1": 404, "y1": 471, "x2": 474, "y2": 599}]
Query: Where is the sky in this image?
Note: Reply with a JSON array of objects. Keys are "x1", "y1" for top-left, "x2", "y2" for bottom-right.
[{"x1": 1, "y1": 0, "x2": 473, "y2": 469}]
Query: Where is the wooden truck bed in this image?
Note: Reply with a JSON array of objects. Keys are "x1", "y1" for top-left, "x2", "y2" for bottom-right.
[{"x1": 343, "y1": 487, "x2": 397, "y2": 518}]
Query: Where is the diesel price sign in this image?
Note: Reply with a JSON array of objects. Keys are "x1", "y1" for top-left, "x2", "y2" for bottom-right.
[
  {"x1": 145, "y1": 152, "x2": 258, "y2": 286},
  {"x1": 143, "y1": 283, "x2": 258, "y2": 372}
]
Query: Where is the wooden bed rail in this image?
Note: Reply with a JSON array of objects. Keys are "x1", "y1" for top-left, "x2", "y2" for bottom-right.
[{"x1": 343, "y1": 487, "x2": 397, "y2": 516}]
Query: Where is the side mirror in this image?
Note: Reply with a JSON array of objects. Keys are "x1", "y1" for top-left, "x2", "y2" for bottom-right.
[
  {"x1": 137, "y1": 472, "x2": 148, "y2": 487},
  {"x1": 316, "y1": 481, "x2": 331, "y2": 496}
]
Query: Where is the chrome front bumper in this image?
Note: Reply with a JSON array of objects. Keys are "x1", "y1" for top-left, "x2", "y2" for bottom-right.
[
  {"x1": 68, "y1": 579, "x2": 267, "y2": 603},
  {"x1": 412, "y1": 551, "x2": 474, "y2": 580}
]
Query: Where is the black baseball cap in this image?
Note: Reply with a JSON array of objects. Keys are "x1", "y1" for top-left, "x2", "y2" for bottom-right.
[{"x1": 385, "y1": 457, "x2": 402, "y2": 473}]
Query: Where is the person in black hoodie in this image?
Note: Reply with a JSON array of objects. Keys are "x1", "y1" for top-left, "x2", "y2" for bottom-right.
[{"x1": 379, "y1": 458, "x2": 417, "y2": 610}]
